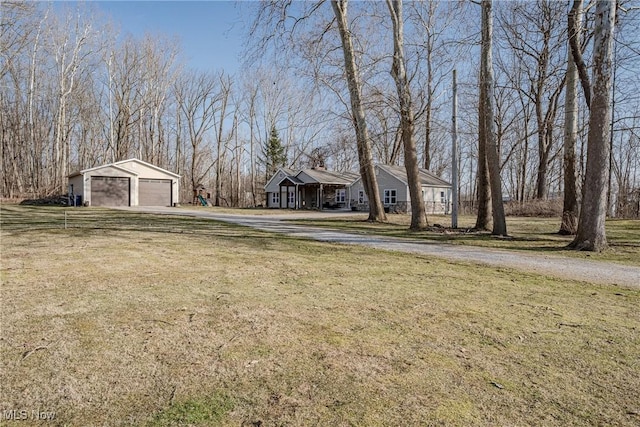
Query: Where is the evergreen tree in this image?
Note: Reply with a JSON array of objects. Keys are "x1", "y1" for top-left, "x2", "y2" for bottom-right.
[{"x1": 264, "y1": 124, "x2": 287, "y2": 180}]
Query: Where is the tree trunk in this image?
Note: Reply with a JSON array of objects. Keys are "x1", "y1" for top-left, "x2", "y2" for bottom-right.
[
  {"x1": 559, "y1": 0, "x2": 581, "y2": 235},
  {"x1": 475, "y1": 11, "x2": 491, "y2": 232},
  {"x1": 480, "y1": 0, "x2": 507, "y2": 236},
  {"x1": 569, "y1": 0, "x2": 615, "y2": 252},
  {"x1": 535, "y1": 125, "x2": 549, "y2": 199},
  {"x1": 332, "y1": 0, "x2": 386, "y2": 222},
  {"x1": 215, "y1": 77, "x2": 231, "y2": 207},
  {"x1": 475, "y1": 96, "x2": 492, "y2": 231},
  {"x1": 424, "y1": 41, "x2": 432, "y2": 170},
  {"x1": 387, "y1": 0, "x2": 427, "y2": 230}
]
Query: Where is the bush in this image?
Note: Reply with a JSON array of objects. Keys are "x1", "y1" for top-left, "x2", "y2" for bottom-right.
[{"x1": 504, "y1": 199, "x2": 562, "y2": 217}]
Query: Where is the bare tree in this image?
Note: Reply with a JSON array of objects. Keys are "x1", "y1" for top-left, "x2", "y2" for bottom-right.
[
  {"x1": 331, "y1": 0, "x2": 386, "y2": 222},
  {"x1": 49, "y1": 6, "x2": 95, "y2": 193},
  {"x1": 386, "y1": 0, "x2": 427, "y2": 229},
  {"x1": 475, "y1": 7, "x2": 492, "y2": 231},
  {"x1": 480, "y1": 0, "x2": 507, "y2": 236},
  {"x1": 499, "y1": 0, "x2": 567, "y2": 200},
  {"x1": 174, "y1": 70, "x2": 220, "y2": 202},
  {"x1": 240, "y1": 77, "x2": 260, "y2": 206},
  {"x1": 137, "y1": 35, "x2": 180, "y2": 167},
  {"x1": 569, "y1": 0, "x2": 616, "y2": 251},
  {"x1": 1, "y1": 2, "x2": 45, "y2": 197},
  {"x1": 107, "y1": 37, "x2": 146, "y2": 162},
  {"x1": 213, "y1": 73, "x2": 232, "y2": 207},
  {"x1": 368, "y1": 90, "x2": 403, "y2": 165},
  {"x1": 559, "y1": 0, "x2": 583, "y2": 235},
  {"x1": 568, "y1": 0, "x2": 592, "y2": 108},
  {"x1": 407, "y1": 0, "x2": 464, "y2": 171}
]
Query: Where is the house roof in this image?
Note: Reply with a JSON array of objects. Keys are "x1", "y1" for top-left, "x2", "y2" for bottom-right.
[
  {"x1": 265, "y1": 167, "x2": 358, "y2": 190},
  {"x1": 296, "y1": 168, "x2": 359, "y2": 185},
  {"x1": 378, "y1": 164, "x2": 451, "y2": 187},
  {"x1": 264, "y1": 167, "x2": 297, "y2": 190}
]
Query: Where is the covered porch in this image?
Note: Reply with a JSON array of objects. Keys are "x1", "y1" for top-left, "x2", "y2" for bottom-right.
[{"x1": 277, "y1": 178, "x2": 349, "y2": 210}]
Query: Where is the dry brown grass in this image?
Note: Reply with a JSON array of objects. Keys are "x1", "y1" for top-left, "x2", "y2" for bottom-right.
[{"x1": 1, "y1": 205, "x2": 639, "y2": 426}]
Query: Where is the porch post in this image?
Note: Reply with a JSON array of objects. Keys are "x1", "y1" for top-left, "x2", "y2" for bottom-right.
[{"x1": 280, "y1": 184, "x2": 284, "y2": 208}]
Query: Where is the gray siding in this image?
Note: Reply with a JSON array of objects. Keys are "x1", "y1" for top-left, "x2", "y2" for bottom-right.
[
  {"x1": 68, "y1": 175, "x2": 84, "y2": 197},
  {"x1": 264, "y1": 170, "x2": 289, "y2": 193},
  {"x1": 376, "y1": 168, "x2": 408, "y2": 204},
  {"x1": 265, "y1": 170, "x2": 290, "y2": 208},
  {"x1": 350, "y1": 167, "x2": 451, "y2": 214}
]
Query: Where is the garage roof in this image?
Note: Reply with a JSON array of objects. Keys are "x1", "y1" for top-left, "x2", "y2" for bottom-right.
[{"x1": 68, "y1": 158, "x2": 180, "y2": 178}]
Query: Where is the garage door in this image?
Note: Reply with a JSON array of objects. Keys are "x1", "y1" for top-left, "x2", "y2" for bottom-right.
[
  {"x1": 91, "y1": 176, "x2": 130, "y2": 206},
  {"x1": 139, "y1": 179, "x2": 172, "y2": 206}
]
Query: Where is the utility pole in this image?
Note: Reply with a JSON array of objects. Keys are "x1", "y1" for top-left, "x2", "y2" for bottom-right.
[
  {"x1": 607, "y1": 32, "x2": 617, "y2": 217},
  {"x1": 451, "y1": 69, "x2": 459, "y2": 228}
]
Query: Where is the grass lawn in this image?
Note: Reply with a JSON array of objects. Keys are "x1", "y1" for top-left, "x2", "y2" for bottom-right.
[
  {"x1": 1, "y1": 205, "x2": 639, "y2": 426},
  {"x1": 289, "y1": 213, "x2": 640, "y2": 266}
]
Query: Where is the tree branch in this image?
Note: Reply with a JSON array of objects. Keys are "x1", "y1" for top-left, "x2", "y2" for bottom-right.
[{"x1": 569, "y1": 0, "x2": 591, "y2": 108}]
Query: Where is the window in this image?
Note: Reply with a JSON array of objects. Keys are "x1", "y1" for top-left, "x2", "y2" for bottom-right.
[
  {"x1": 358, "y1": 190, "x2": 365, "y2": 204},
  {"x1": 440, "y1": 191, "x2": 446, "y2": 203},
  {"x1": 384, "y1": 189, "x2": 397, "y2": 205},
  {"x1": 336, "y1": 189, "x2": 346, "y2": 203},
  {"x1": 288, "y1": 190, "x2": 295, "y2": 204},
  {"x1": 271, "y1": 192, "x2": 280, "y2": 205}
]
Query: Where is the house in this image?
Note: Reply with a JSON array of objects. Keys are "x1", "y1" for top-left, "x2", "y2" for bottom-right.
[
  {"x1": 264, "y1": 167, "x2": 358, "y2": 209},
  {"x1": 349, "y1": 164, "x2": 452, "y2": 214},
  {"x1": 67, "y1": 158, "x2": 180, "y2": 207}
]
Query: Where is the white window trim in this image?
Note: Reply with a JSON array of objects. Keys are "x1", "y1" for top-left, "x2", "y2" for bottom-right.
[
  {"x1": 358, "y1": 190, "x2": 365, "y2": 204},
  {"x1": 384, "y1": 189, "x2": 397, "y2": 205},
  {"x1": 272, "y1": 192, "x2": 280, "y2": 205},
  {"x1": 336, "y1": 189, "x2": 346, "y2": 203}
]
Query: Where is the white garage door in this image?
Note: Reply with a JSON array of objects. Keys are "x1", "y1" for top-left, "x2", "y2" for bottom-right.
[{"x1": 139, "y1": 179, "x2": 172, "y2": 206}]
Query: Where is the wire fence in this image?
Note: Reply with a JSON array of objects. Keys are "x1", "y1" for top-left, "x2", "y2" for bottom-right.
[{"x1": 0, "y1": 205, "x2": 233, "y2": 235}]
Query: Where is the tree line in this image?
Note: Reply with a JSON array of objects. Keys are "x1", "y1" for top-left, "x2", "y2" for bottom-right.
[{"x1": 1, "y1": 1, "x2": 639, "y2": 247}]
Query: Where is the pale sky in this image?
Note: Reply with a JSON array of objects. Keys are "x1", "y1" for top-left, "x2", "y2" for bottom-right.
[{"x1": 93, "y1": 1, "x2": 246, "y2": 74}]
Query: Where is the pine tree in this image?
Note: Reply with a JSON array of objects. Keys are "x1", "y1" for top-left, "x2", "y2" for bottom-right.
[{"x1": 264, "y1": 124, "x2": 287, "y2": 180}]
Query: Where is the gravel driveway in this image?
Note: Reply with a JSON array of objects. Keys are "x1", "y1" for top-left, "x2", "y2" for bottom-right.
[{"x1": 123, "y1": 207, "x2": 640, "y2": 289}]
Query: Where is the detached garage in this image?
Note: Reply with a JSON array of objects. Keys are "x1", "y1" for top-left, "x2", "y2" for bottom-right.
[{"x1": 68, "y1": 158, "x2": 180, "y2": 207}]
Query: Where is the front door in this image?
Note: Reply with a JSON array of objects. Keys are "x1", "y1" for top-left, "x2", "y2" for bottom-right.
[{"x1": 287, "y1": 189, "x2": 296, "y2": 209}]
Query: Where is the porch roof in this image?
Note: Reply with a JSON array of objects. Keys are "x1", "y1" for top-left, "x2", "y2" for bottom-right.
[{"x1": 278, "y1": 176, "x2": 304, "y2": 186}]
